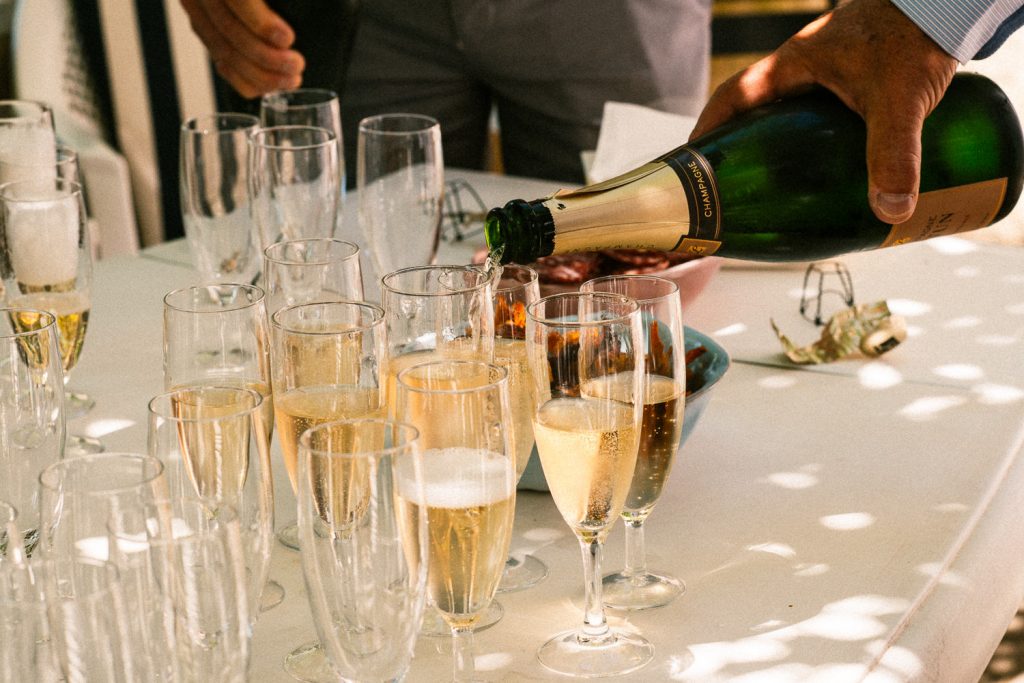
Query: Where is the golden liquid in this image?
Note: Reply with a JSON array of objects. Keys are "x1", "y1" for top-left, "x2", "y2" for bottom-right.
[
  {"x1": 170, "y1": 386, "x2": 257, "y2": 504},
  {"x1": 277, "y1": 325, "x2": 364, "y2": 389},
  {"x1": 585, "y1": 372, "x2": 685, "y2": 515},
  {"x1": 304, "y1": 422, "x2": 379, "y2": 533},
  {"x1": 9, "y1": 291, "x2": 90, "y2": 372},
  {"x1": 171, "y1": 378, "x2": 274, "y2": 443},
  {"x1": 396, "y1": 447, "x2": 515, "y2": 629},
  {"x1": 532, "y1": 397, "x2": 639, "y2": 543},
  {"x1": 493, "y1": 338, "x2": 534, "y2": 480},
  {"x1": 384, "y1": 340, "x2": 486, "y2": 418},
  {"x1": 274, "y1": 386, "x2": 383, "y2": 493}
]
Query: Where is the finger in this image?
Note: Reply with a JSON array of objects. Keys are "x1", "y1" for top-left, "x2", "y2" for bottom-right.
[
  {"x1": 864, "y1": 102, "x2": 925, "y2": 224},
  {"x1": 181, "y1": 0, "x2": 234, "y2": 61},
  {"x1": 215, "y1": 59, "x2": 279, "y2": 100},
  {"x1": 203, "y1": 0, "x2": 304, "y2": 75},
  {"x1": 224, "y1": 0, "x2": 294, "y2": 47}
]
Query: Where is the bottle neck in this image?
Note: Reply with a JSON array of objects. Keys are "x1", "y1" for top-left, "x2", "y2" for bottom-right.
[{"x1": 485, "y1": 199, "x2": 555, "y2": 264}]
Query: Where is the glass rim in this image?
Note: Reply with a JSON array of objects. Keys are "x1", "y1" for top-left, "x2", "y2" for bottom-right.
[
  {"x1": 381, "y1": 264, "x2": 490, "y2": 297},
  {"x1": 0, "y1": 556, "x2": 122, "y2": 606},
  {"x1": 526, "y1": 291, "x2": 641, "y2": 328},
  {"x1": 396, "y1": 359, "x2": 509, "y2": 396},
  {"x1": 580, "y1": 274, "x2": 680, "y2": 304},
  {"x1": 38, "y1": 452, "x2": 166, "y2": 495},
  {"x1": 0, "y1": 99, "x2": 52, "y2": 123},
  {"x1": 0, "y1": 177, "x2": 84, "y2": 203},
  {"x1": 0, "y1": 307, "x2": 56, "y2": 339},
  {"x1": 263, "y1": 238, "x2": 360, "y2": 266},
  {"x1": 107, "y1": 495, "x2": 241, "y2": 544},
  {"x1": 162, "y1": 283, "x2": 266, "y2": 314},
  {"x1": 148, "y1": 385, "x2": 263, "y2": 423},
  {"x1": 298, "y1": 418, "x2": 421, "y2": 460},
  {"x1": 358, "y1": 113, "x2": 440, "y2": 135},
  {"x1": 261, "y1": 87, "x2": 339, "y2": 110},
  {"x1": 181, "y1": 112, "x2": 260, "y2": 134},
  {"x1": 494, "y1": 263, "x2": 539, "y2": 294},
  {"x1": 251, "y1": 125, "x2": 336, "y2": 150},
  {"x1": 0, "y1": 499, "x2": 17, "y2": 523},
  {"x1": 270, "y1": 300, "x2": 384, "y2": 336}
]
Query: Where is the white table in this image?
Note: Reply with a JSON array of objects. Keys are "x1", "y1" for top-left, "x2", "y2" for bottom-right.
[{"x1": 75, "y1": 169, "x2": 1024, "y2": 682}]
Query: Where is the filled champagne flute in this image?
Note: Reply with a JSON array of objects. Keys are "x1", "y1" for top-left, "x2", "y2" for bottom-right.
[
  {"x1": 250, "y1": 125, "x2": 340, "y2": 252},
  {"x1": 148, "y1": 386, "x2": 276, "y2": 624},
  {"x1": 269, "y1": 300, "x2": 386, "y2": 682},
  {"x1": 0, "y1": 177, "x2": 100, "y2": 454},
  {"x1": 395, "y1": 360, "x2": 516, "y2": 681},
  {"x1": 491, "y1": 263, "x2": 548, "y2": 592},
  {"x1": 297, "y1": 419, "x2": 427, "y2": 683},
  {"x1": 0, "y1": 307, "x2": 64, "y2": 556},
  {"x1": 526, "y1": 292, "x2": 653, "y2": 677},
  {"x1": 179, "y1": 113, "x2": 263, "y2": 285},
  {"x1": 581, "y1": 275, "x2": 687, "y2": 609},
  {"x1": 0, "y1": 100, "x2": 56, "y2": 186}
]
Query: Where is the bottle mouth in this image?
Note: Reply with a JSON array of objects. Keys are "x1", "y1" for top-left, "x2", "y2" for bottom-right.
[{"x1": 485, "y1": 199, "x2": 555, "y2": 265}]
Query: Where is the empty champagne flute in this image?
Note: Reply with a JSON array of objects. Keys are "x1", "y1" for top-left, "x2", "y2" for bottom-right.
[
  {"x1": 1, "y1": 556, "x2": 137, "y2": 681},
  {"x1": 526, "y1": 292, "x2": 653, "y2": 677},
  {"x1": 0, "y1": 178, "x2": 100, "y2": 455},
  {"x1": 179, "y1": 113, "x2": 262, "y2": 285},
  {"x1": 491, "y1": 263, "x2": 547, "y2": 593},
  {"x1": 0, "y1": 307, "x2": 64, "y2": 555},
  {"x1": 298, "y1": 419, "x2": 427, "y2": 682},
  {"x1": 582, "y1": 275, "x2": 688, "y2": 610},
  {"x1": 107, "y1": 496, "x2": 252, "y2": 681},
  {"x1": 357, "y1": 114, "x2": 443, "y2": 280},
  {"x1": 395, "y1": 360, "x2": 516, "y2": 681},
  {"x1": 263, "y1": 237, "x2": 364, "y2": 315},
  {"x1": 0, "y1": 100, "x2": 56, "y2": 186},
  {"x1": 148, "y1": 386, "x2": 277, "y2": 620},
  {"x1": 250, "y1": 125, "x2": 340, "y2": 251},
  {"x1": 269, "y1": 300, "x2": 386, "y2": 682}
]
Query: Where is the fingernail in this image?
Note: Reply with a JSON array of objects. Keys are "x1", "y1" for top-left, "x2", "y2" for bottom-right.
[{"x1": 873, "y1": 192, "x2": 916, "y2": 223}]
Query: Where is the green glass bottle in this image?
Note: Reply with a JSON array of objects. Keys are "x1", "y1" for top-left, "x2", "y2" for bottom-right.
[{"x1": 485, "y1": 72, "x2": 1024, "y2": 264}]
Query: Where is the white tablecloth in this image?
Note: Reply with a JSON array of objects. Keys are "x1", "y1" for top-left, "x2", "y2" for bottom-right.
[{"x1": 78, "y1": 169, "x2": 1024, "y2": 682}]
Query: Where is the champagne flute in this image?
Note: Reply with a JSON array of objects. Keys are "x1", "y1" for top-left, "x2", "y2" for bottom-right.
[
  {"x1": 260, "y1": 89, "x2": 347, "y2": 233},
  {"x1": 179, "y1": 113, "x2": 262, "y2": 285},
  {"x1": 0, "y1": 307, "x2": 64, "y2": 555},
  {"x1": 491, "y1": 263, "x2": 548, "y2": 592},
  {"x1": 148, "y1": 386, "x2": 276, "y2": 623},
  {"x1": 0, "y1": 178, "x2": 100, "y2": 455},
  {"x1": 107, "y1": 496, "x2": 252, "y2": 681},
  {"x1": 1, "y1": 556, "x2": 137, "y2": 681},
  {"x1": 526, "y1": 292, "x2": 653, "y2": 677},
  {"x1": 297, "y1": 419, "x2": 427, "y2": 682},
  {"x1": 357, "y1": 114, "x2": 443, "y2": 281},
  {"x1": 581, "y1": 275, "x2": 687, "y2": 609},
  {"x1": 0, "y1": 100, "x2": 56, "y2": 186},
  {"x1": 1, "y1": 500, "x2": 24, "y2": 562},
  {"x1": 269, "y1": 300, "x2": 386, "y2": 682},
  {"x1": 250, "y1": 125, "x2": 340, "y2": 252},
  {"x1": 395, "y1": 360, "x2": 516, "y2": 682}
]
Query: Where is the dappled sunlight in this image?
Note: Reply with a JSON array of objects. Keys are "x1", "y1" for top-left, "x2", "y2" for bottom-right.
[
  {"x1": 819, "y1": 513, "x2": 875, "y2": 531},
  {"x1": 943, "y1": 315, "x2": 983, "y2": 329},
  {"x1": 953, "y1": 265, "x2": 981, "y2": 278},
  {"x1": 81, "y1": 417, "x2": 135, "y2": 438},
  {"x1": 926, "y1": 236, "x2": 979, "y2": 255},
  {"x1": 898, "y1": 395, "x2": 967, "y2": 421},
  {"x1": 865, "y1": 641, "x2": 925, "y2": 680},
  {"x1": 1003, "y1": 273, "x2": 1024, "y2": 284},
  {"x1": 886, "y1": 299, "x2": 932, "y2": 317},
  {"x1": 976, "y1": 333, "x2": 1019, "y2": 346},
  {"x1": 759, "y1": 374, "x2": 799, "y2": 389},
  {"x1": 1005, "y1": 302, "x2": 1024, "y2": 315},
  {"x1": 522, "y1": 527, "x2": 565, "y2": 544},
  {"x1": 932, "y1": 363, "x2": 984, "y2": 381},
  {"x1": 475, "y1": 651, "x2": 514, "y2": 672},
  {"x1": 748, "y1": 542, "x2": 797, "y2": 559},
  {"x1": 765, "y1": 471, "x2": 819, "y2": 490},
  {"x1": 857, "y1": 363, "x2": 903, "y2": 390},
  {"x1": 905, "y1": 324, "x2": 925, "y2": 338},
  {"x1": 916, "y1": 562, "x2": 968, "y2": 588},
  {"x1": 793, "y1": 563, "x2": 830, "y2": 578},
  {"x1": 933, "y1": 501, "x2": 969, "y2": 513},
  {"x1": 715, "y1": 322, "x2": 748, "y2": 337},
  {"x1": 972, "y1": 382, "x2": 1024, "y2": 404}
]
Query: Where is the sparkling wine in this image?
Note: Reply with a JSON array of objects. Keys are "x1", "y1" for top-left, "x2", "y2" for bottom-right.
[
  {"x1": 396, "y1": 447, "x2": 515, "y2": 629},
  {"x1": 384, "y1": 341, "x2": 487, "y2": 416},
  {"x1": 485, "y1": 73, "x2": 1024, "y2": 264},
  {"x1": 9, "y1": 291, "x2": 90, "y2": 372},
  {"x1": 532, "y1": 396, "x2": 639, "y2": 543},
  {"x1": 493, "y1": 337, "x2": 534, "y2": 480}
]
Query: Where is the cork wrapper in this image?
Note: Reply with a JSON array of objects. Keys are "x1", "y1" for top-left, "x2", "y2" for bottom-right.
[{"x1": 771, "y1": 301, "x2": 907, "y2": 364}]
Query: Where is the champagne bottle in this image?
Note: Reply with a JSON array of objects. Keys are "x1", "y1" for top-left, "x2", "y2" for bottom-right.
[{"x1": 484, "y1": 72, "x2": 1024, "y2": 264}]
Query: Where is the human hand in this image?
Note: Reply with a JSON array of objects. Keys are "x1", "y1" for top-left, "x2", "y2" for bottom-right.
[
  {"x1": 690, "y1": 0, "x2": 958, "y2": 224},
  {"x1": 180, "y1": 0, "x2": 305, "y2": 98}
]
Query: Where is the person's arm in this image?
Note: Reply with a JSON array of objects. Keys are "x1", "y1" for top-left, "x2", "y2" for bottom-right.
[
  {"x1": 180, "y1": 0, "x2": 305, "y2": 98},
  {"x1": 690, "y1": 0, "x2": 1023, "y2": 225},
  {"x1": 891, "y1": 0, "x2": 1024, "y2": 61}
]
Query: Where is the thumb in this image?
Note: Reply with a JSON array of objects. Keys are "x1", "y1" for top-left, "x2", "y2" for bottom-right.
[{"x1": 865, "y1": 104, "x2": 924, "y2": 224}]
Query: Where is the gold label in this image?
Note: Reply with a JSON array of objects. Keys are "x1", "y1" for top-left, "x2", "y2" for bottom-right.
[{"x1": 880, "y1": 178, "x2": 1008, "y2": 248}]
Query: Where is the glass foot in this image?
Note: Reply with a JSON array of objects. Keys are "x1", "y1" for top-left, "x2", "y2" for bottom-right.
[
  {"x1": 260, "y1": 579, "x2": 285, "y2": 612},
  {"x1": 65, "y1": 390, "x2": 95, "y2": 420},
  {"x1": 497, "y1": 553, "x2": 548, "y2": 593},
  {"x1": 420, "y1": 600, "x2": 503, "y2": 638},
  {"x1": 66, "y1": 433, "x2": 104, "y2": 456},
  {"x1": 277, "y1": 523, "x2": 301, "y2": 551},
  {"x1": 284, "y1": 641, "x2": 335, "y2": 682},
  {"x1": 602, "y1": 570, "x2": 684, "y2": 610},
  {"x1": 537, "y1": 627, "x2": 654, "y2": 678}
]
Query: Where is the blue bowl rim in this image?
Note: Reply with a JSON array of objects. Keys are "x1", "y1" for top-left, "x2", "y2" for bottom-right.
[{"x1": 684, "y1": 326, "x2": 731, "y2": 404}]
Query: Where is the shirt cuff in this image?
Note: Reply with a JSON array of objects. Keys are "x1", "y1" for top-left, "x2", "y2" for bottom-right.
[{"x1": 889, "y1": 0, "x2": 1024, "y2": 63}]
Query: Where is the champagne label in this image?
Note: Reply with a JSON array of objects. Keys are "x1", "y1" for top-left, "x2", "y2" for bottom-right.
[
  {"x1": 661, "y1": 146, "x2": 722, "y2": 251},
  {"x1": 880, "y1": 178, "x2": 1008, "y2": 248}
]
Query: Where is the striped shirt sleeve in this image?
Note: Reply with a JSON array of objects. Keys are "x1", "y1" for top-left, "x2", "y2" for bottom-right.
[{"x1": 890, "y1": 0, "x2": 1024, "y2": 63}]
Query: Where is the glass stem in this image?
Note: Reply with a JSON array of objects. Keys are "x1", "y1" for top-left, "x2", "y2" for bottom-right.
[
  {"x1": 579, "y1": 538, "x2": 612, "y2": 645},
  {"x1": 623, "y1": 518, "x2": 647, "y2": 579},
  {"x1": 451, "y1": 625, "x2": 476, "y2": 682}
]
